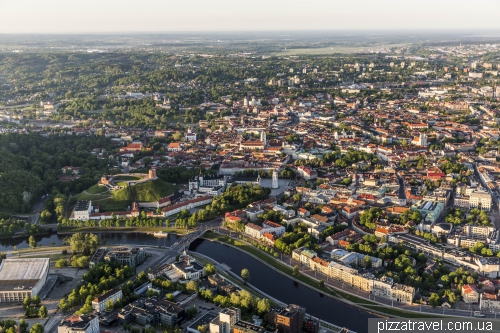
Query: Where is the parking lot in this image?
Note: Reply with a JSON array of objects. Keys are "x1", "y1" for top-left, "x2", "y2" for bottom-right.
[
  {"x1": 46, "y1": 267, "x2": 87, "y2": 301},
  {"x1": 180, "y1": 298, "x2": 223, "y2": 331}
]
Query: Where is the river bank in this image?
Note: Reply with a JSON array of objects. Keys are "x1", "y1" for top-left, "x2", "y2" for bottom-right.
[
  {"x1": 199, "y1": 232, "x2": 446, "y2": 320},
  {"x1": 57, "y1": 227, "x2": 187, "y2": 235}
]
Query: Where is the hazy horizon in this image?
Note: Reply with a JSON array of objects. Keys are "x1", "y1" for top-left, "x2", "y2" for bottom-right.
[{"x1": 1, "y1": 0, "x2": 500, "y2": 34}]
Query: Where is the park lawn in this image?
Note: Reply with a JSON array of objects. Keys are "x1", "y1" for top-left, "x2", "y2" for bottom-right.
[
  {"x1": 114, "y1": 175, "x2": 142, "y2": 181},
  {"x1": 75, "y1": 192, "x2": 111, "y2": 201},
  {"x1": 19, "y1": 253, "x2": 71, "y2": 263},
  {"x1": 97, "y1": 198, "x2": 129, "y2": 211},
  {"x1": 112, "y1": 185, "x2": 130, "y2": 201},
  {"x1": 86, "y1": 184, "x2": 109, "y2": 194},
  {"x1": 133, "y1": 179, "x2": 178, "y2": 202}
]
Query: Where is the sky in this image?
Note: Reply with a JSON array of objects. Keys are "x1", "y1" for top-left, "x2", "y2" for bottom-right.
[{"x1": 0, "y1": 0, "x2": 499, "y2": 34}]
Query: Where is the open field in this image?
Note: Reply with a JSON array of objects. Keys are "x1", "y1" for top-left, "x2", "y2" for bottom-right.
[
  {"x1": 95, "y1": 197, "x2": 129, "y2": 211},
  {"x1": 274, "y1": 43, "x2": 409, "y2": 55}
]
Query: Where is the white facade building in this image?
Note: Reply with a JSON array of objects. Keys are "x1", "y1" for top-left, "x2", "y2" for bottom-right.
[{"x1": 58, "y1": 315, "x2": 99, "y2": 333}]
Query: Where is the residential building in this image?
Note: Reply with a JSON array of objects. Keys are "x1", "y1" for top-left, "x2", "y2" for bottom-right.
[
  {"x1": 92, "y1": 287, "x2": 123, "y2": 313},
  {"x1": 480, "y1": 293, "x2": 500, "y2": 311},
  {"x1": 462, "y1": 284, "x2": 479, "y2": 304},
  {"x1": 268, "y1": 304, "x2": 305, "y2": 333},
  {"x1": 233, "y1": 321, "x2": 264, "y2": 333},
  {"x1": 58, "y1": 314, "x2": 99, "y2": 333}
]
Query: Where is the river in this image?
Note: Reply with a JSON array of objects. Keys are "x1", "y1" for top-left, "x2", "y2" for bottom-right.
[
  {"x1": 2, "y1": 232, "x2": 375, "y2": 332},
  {"x1": 0, "y1": 232, "x2": 179, "y2": 251},
  {"x1": 189, "y1": 239, "x2": 375, "y2": 332}
]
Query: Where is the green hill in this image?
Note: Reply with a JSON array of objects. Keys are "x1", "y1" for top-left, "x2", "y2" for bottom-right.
[
  {"x1": 75, "y1": 178, "x2": 178, "y2": 212},
  {"x1": 132, "y1": 179, "x2": 178, "y2": 202}
]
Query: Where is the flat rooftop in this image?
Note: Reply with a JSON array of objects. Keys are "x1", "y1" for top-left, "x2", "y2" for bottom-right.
[
  {"x1": 75, "y1": 200, "x2": 91, "y2": 211},
  {"x1": 0, "y1": 258, "x2": 49, "y2": 281},
  {"x1": 188, "y1": 312, "x2": 218, "y2": 331}
]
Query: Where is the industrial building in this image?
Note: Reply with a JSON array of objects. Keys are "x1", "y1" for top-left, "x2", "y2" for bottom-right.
[{"x1": 0, "y1": 258, "x2": 50, "y2": 302}]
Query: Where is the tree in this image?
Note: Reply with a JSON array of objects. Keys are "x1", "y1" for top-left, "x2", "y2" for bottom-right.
[
  {"x1": 32, "y1": 295, "x2": 41, "y2": 306},
  {"x1": 55, "y1": 259, "x2": 68, "y2": 267},
  {"x1": 205, "y1": 264, "x2": 216, "y2": 275},
  {"x1": 146, "y1": 289, "x2": 159, "y2": 298},
  {"x1": 257, "y1": 298, "x2": 271, "y2": 314},
  {"x1": 319, "y1": 280, "x2": 324, "y2": 288},
  {"x1": 59, "y1": 297, "x2": 69, "y2": 312},
  {"x1": 429, "y1": 293, "x2": 440, "y2": 308},
  {"x1": 241, "y1": 268, "x2": 250, "y2": 284},
  {"x1": 29, "y1": 324, "x2": 44, "y2": 333},
  {"x1": 185, "y1": 306, "x2": 198, "y2": 320},
  {"x1": 19, "y1": 319, "x2": 28, "y2": 333},
  {"x1": 28, "y1": 236, "x2": 36, "y2": 249},
  {"x1": 105, "y1": 300, "x2": 114, "y2": 312},
  {"x1": 364, "y1": 255, "x2": 373, "y2": 269},
  {"x1": 293, "y1": 265, "x2": 299, "y2": 276},
  {"x1": 186, "y1": 280, "x2": 199, "y2": 293},
  {"x1": 39, "y1": 305, "x2": 48, "y2": 318},
  {"x1": 23, "y1": 296, "x2": 31, "y2": 309}
]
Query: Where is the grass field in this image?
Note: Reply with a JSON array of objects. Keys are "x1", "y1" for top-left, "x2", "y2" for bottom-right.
[
  {"x1": 97, "y1": 197, "x2": 129, "y2": 211},
  {"x1": 133, "y1": 179, "x2": 178, "y2": 202},
  {"x1": 114, "y1": 175, "x2": 142, "y2": 181},
  {"x1": 75, "y1": 192, "x2": 111, "y2": 201},
  {"x1": 19, "y1": 253, "x2": 70, "y2": 264},
  {"x1": 86, "y1": 184, "x2": 109, "y2": 194}
]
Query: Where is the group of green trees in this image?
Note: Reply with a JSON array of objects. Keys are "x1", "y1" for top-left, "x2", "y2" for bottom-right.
[
  {"x1": 318, "y1": 224, "x2": 348, "y2": 239},
  {"x1": 200, "y1": 288, "x2": 272, "y2": 316},
  {"x1": 439, "y1": 158, "x2": 468, "y2": 175},
  {"x1": 443, "y1": 208, "x2": 466, "y2": 225},
  {"x1": 427, "y1": 267, "x2": 478, "y2": 308},
  {"x1": 467, "y1": 208, "x2": 491, "y2": 225},
  {"x1": 42, "y1": 193, "x2": 67, "y2": 223},
  {"x1": 274, "y1": 223, "x2": 320, "y2": 254},
  {"x1": 174, "y1": 208, "x2": 212, "y2": 229},
  {"x1": 210, "y1": 184, "x2": 271, "y2": 214},
  {"x1": 469, "y1": 242, "x2": 494, "y2": 256},
  {"x1": 22, "y1": 295, "x2": 47, "y2": 318},
  {"x1": 157, "y1": 166, "x2": 215, "y2": 184},
  {"x1": 0, "y1": 133, "x2": 113, "y2": 214},
  {"x1": 358, "y1": 207, "x2": 383, "y2": 230},
  {"x1": 0, "y1": 319, "x2": 30, "y2": 333},
  {"x1": 59, "y1": 261, "x2": 135, "y2": 314},
  {"x1": 413, "y1": 230, "x2": 440, "y2": 243},
  {"x1": 0, "y1": 219, "x2": 45, "y2": 238}
]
